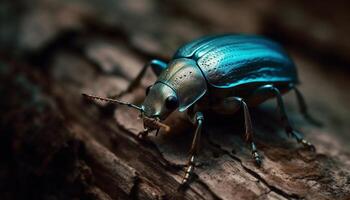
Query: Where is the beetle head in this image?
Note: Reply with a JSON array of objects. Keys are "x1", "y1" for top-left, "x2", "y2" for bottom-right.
[
  {"x1": 141, "y1": 82, "x2": 178, "y2": 121},
  {"x1": 140, "y1": 58, "x2": 208, "y2": 132}
]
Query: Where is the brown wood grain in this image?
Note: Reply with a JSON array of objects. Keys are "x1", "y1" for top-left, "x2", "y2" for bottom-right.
[{"x1": 1, "y1": 0, "x2": 350, "y2": 199}]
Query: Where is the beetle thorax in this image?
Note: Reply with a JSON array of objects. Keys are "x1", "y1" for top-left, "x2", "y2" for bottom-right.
[{"x1": 157, "y1": 58, "x2": 207, "y2": 112}]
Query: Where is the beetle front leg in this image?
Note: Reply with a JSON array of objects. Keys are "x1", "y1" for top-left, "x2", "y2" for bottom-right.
[
  {"x1": 110, "y1": 59, "x2": 167, "y2": 98},
  {"x1": 181, "y1": 112, "x2": 204, "y2": 186}
]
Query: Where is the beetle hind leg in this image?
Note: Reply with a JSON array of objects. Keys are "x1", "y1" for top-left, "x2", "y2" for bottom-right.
[
  {"x1": 252, "y1": 85, "x2": 316, "y2": 151},
  {"x1": 292, "y1": 86, "x2": 322, "y2": 127}
]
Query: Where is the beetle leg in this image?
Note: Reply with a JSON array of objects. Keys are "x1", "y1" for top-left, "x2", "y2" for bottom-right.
[
  {"x1": 292, "y1": 86, "x2": 322, "y2": 126},
  {"x1": 213, "y1": 97, "x2": 262, "y2": 165},
  {"x1": 109, "y1": 59, "x2": 167, "y2": 98},
  {"x1": 181, "y1": 112, "x2": 204, "y2": 186},
  {"x1": 256, "y1": 85, "x2": 316, "y2": 151},
  {"x1": 239, "y1": 98, "x2": 262, "y2": 166}
]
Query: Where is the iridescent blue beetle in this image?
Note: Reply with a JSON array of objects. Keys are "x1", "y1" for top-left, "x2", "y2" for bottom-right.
[{"x1": 84, "y1": 34, "x2": 317, "y2": 186}]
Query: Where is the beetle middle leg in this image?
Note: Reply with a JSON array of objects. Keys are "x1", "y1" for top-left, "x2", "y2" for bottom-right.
[
  {"x1": 110, "y1": 59, "x2": 167, "y2": 98},
  {"x1": 181, "y1": 111, "x2": 204, "y2": 186},
  {"x1": 212, "y1": 97, "x2": 262, "y2": 166},
  {"x1": 250, "y1": 84, "x2": 316, "y2": 151},
  {"x1": 237, "y1": 98, "x2": 263, "y2": 166},
  {"x1": 240, "y1": 99, "x2": 263, "y2": 166}
]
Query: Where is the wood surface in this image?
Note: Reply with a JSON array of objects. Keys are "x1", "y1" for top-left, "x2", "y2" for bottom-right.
[{"x1": 1, "y1": 0, "x2": 350, "y2": 199}]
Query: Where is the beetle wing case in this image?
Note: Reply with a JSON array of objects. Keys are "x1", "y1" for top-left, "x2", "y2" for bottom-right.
[
  {"x1": 157, "y1": 58, "x2": 207, "y2": 112},
  {"x1": 175, "y1": 34, "x2": 299, "y2": 89}
]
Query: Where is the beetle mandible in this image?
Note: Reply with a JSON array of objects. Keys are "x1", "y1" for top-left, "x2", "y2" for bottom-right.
[{"x1": 83, "y1": 34, "x2": 318, "y2": 186}]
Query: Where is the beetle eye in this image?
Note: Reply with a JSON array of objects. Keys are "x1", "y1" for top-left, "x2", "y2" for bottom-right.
[
  {"x1": 145, "y1": 85, "x2": 152, "y2": 95},
  {"x1": 165, "y1": 96, "x2": 179, "y2": 110}
]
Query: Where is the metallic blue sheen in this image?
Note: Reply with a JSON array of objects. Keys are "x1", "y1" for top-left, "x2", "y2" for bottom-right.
[
  {"x1": 174, "y1": 34, "x2": 298, "y2": 88},
  {"x1": 150, "y1": 59, "x2": 168, "y2": 75}
]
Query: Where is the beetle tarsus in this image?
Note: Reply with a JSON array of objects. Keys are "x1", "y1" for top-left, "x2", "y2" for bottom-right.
[
  {"x1": 254, "y1": 153, "x2": 262, "y2": 166},
  {"x1": 251, "y1": 142, "x2": 262, "y2": 166},
  {"x1": 291, "y1": 130, "x2": 316, "y2": 151},
  {"x1": 181, "y1": 155, "x2": 195, "y2": 186},
  {"x1": 301, "y1": 139, "x2": 316, "y2": 152}
]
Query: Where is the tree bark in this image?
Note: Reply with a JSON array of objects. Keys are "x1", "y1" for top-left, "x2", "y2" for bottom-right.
[{"x1": 1, "y1": 0, "x2": 350, "y2": 199}]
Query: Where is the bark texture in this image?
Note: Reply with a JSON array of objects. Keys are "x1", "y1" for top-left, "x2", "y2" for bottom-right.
[{"x1": 1, "y1": 0, "x2": 350, "y2": 199}]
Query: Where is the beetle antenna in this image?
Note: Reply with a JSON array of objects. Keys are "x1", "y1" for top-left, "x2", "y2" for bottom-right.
[{"x1": 82, "y1": 93, "x2": 143, "y2": 111}]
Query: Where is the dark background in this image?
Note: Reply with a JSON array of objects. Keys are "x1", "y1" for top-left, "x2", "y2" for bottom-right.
[{"x1": 1, "y1": 0, "x2": 350, "y2": 199}]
